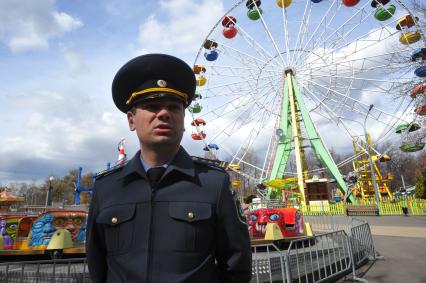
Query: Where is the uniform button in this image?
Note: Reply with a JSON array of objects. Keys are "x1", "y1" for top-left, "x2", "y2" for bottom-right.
[
  {"x1": 111, "y1": 217, "x2": 118, "y2": 224},
  {"x1": 187, "y1": 212, "x2": 194, "y2": 219}
]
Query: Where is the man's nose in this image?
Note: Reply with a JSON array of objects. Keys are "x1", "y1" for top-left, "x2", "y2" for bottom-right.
[{"x1": 157, "y1": 107, "x2": 171, "y2": 119}]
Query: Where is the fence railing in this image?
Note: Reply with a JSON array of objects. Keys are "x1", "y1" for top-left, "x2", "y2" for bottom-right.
[
  {"x1": 298, "y1": 198, "x2": 426, "y2": 216},
  {"x1": 0, "y1": 216, "x2": 376, "y2": 283},
  {"x1": 0, "y1": 258, "x2": 90, "y2": 283}
]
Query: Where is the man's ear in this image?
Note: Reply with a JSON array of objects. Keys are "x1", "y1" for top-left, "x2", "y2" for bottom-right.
[{"x1": 127, "y1": 111, "x2": 136, "y2": 131}]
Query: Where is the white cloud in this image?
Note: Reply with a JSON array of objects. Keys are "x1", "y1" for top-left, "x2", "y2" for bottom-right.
[
  {"x1": 63, "y1": 49, "x2": 88, "y2": 72},
  {"x1": 0, "y1": 89, "x2": 133, "y2": 183},
  {"x1": 0, "y1": 0, "x2": 83, "y2": 52},
  {"x1": 135, "y1": 0, "x2": 225, "y2": 56}
]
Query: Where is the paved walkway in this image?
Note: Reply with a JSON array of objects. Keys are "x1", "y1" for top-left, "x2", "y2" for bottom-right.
[{"x1": 338, "y1": 216, "x2": 426, "y2": 283}]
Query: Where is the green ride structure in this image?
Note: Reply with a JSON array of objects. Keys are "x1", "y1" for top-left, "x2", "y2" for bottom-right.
[{"x1": 268, "y1": 70, "x2": 354, "y2": 204}]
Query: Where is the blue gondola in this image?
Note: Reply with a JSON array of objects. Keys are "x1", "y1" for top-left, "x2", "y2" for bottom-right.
[
  {"x1": 204, "y1": 50, "x2": 219, "y2": 61},
  {"x1": 415, "y1": 65, "x2": 426, "y2": 77},
  {"x1": 311, "y1": 0, "x2": 323, "y2": 3},
  {"x1": 411, "y1": 48, "x2": 426, "y2": 62},
  {"x1": 208, "y1": 143, "x2": 219, "y2": 150}
]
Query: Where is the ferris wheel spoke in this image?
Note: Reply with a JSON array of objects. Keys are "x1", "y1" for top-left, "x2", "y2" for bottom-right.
[
  {"x1": 209, "y1": 90, "x2": 280, "y2": 168},
  {"x1": 200, "y1": 83, "x2": 278, "y2": 123},
  {"x1": 303, "y1": 85, "x2": 398, "y2": 148},
  {"x1": 303, "y1": 77, "x2": 409, "y2": 124},
  {"x1": 304, "y1": 53, "x2": 414, "y2": 76},
  {"x1": 305, "y1": 49, "x2": 412, "y2": 70},
  {"x1": 308, "y1": 1, "x2": 374, "y2": 56},
  {"x1": 228, "y1": 107, "x2": 275, "y2": 165},
  {"x1": 289, "y1": 0, "x2": 313, "y2": 66},
  {"x1": 323, "y1": 8, "x2": 381, "y2": 53},
  {"x1": 305, "y1": 25, "x2": 404, "y2": 68},
  {"x1": 218, "y1": 41, "x2": 283, "y2": 70},
  {"x1": 306, "y1": 73, "x2": 411, "y2": 85},
  {"x1": 250, "y1": 1, "x2": 287, "y2": 66},
  {"x1": 206, "y1": 64, "x2": 278, "y2": 73},
  {"x1": 295, "y1": 0, "x2": 340, "y2": 65},
  {"x1": 278, "y1": 0, "x2": 292, "y2": 64},
  {"x1": 227, "y1": 17, "x2": 285, "y2": 68},
  {"x1": 203, "y1": 76, "x2": 279, "y2": 100},
  {"x1": 202, "y1": 73, "x2": 277, "y2": 91}
]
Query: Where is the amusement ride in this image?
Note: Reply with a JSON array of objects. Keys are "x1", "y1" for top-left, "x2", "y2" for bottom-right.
[{"x1": 188, "y1": 0, "x2": 426, "y2": 204}]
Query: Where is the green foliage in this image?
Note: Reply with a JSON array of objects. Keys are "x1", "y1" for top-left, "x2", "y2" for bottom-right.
[{"x1": 415, "y1": 170, "x2": 426, "y2": 199}]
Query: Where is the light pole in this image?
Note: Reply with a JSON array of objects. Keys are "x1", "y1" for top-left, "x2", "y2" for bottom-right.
[
  {"x1": 363, "y1": 104, "x2": 380, "y2": 203},
  {"x1": 45, "y1": 176, "x2": 54, "y2": 207}
]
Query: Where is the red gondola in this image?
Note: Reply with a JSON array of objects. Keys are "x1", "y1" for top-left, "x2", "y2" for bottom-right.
[
  {"x1": 191, "y1": 118, "x2": 206, "y2": 126},
  {"x1": 411, "y1": 84, "x2": 426, "y2": 98},
  {"x1": 342, "y1": 0, "x2": 360, "y2": 7},
  {"x1": 191, "y1": 132, "x2": 207, "y2": 140},
  {"x1": 415, "y1": 104, "x2": 426, "y2": 115},
  {"x1": 223, "y1": 27, "x2": 238, "y2": 39}
]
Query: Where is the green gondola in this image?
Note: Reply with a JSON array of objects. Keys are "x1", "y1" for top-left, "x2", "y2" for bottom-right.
[
  {"x1": 395, "y1": 123, "x2": 421, "y2": 133},
  {"x1": 374, "y1": 5, "x2": 396, "y2": 21},
  {"x1": 247, "y1": 8, "x2": 263, "y2": 20},
  {"x1": 400, "y1": 142, "x2": 425, "y2": 152},
  {"x1": 188, "y1": 102, "x2": 202, "y2": 114}
]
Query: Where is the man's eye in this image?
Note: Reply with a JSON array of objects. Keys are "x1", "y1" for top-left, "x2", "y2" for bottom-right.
[
  {"x1": 168, "y1": 104, "x2": 181, "y2": 111},
  {"x1": 145, "y1": 104, "x2": 160, "y2": 111}
]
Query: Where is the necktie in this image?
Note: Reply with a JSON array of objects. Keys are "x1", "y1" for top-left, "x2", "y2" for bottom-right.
[{"x1": 147, "y1": 167, "x2": 166, "y2": 187}]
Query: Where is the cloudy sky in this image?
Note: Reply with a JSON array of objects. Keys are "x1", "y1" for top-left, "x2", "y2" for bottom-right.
[
  {"x1": 1, "y1": 0, "x2": 421, "y2": 185},
  {"x1": 0, "y1": 0, "x2": 226, "y2": 184}
]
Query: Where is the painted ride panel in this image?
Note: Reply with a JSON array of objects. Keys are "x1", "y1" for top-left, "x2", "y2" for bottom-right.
[
  {"x1": 248, "y1": 207, "x2": 304, "y2": 239},
  {"x1": 0, "y1": 210, "x2": 87, "y2": 256}
]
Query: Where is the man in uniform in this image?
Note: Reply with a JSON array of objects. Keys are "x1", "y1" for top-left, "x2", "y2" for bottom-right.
[{"x1": 86, "y1": 54, "x2": 252, "y2": 283}]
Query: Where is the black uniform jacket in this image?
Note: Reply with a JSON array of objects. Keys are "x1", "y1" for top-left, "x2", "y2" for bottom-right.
[{"x1": 86, "y1": 147, "x2": 252, "y2": 283}]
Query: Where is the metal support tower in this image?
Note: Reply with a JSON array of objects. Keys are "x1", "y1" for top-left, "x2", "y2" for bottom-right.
[{"x1": 269, "y1": 71, "x2": 354, "y2": 204}]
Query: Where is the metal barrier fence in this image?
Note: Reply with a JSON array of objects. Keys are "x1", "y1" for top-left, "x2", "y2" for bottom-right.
[
  {"x1": 0, "y1": 258, "x2": 90, "y2": 283},
  {"x1": 298, "y1": 198, "x2": 426, "y2": 216},
  {"x1": 250, "y1": 216, "x2": 375, "y2": 283},
  {"x1": 0, "y1": 216, "x2": 375, "y2": 283}
]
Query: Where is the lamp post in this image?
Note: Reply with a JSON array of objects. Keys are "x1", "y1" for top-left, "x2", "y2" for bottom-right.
[
  {"x1": 45, "y1": 176, "x2": 54, "y2": 207},
  {"x1": 363, "y1": 104, "x2": 380, "y2": 203}
]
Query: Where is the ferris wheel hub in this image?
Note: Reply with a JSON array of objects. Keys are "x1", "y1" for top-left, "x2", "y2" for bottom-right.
[{"x1": 284, "y1": 67, "x2": 296, "y2": 76}]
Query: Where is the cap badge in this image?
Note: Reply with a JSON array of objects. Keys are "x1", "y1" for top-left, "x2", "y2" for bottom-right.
[{"x1": 157, "y1": 80, "x2": 167, "y2": 87}]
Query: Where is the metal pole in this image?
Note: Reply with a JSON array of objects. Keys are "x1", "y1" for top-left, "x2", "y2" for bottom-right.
[
  {"x1": 363, "y1": 105, "x2": 380, "y2": 203},
  {"x1": 45, "y1": 181, "x2": 50, "y2": 207},
  {"x1": 401, "y1": 175, "x2": 406, "y2": 191},
  {"x1": 45, "y1": 176, "x2": 54, "y2": 207}
]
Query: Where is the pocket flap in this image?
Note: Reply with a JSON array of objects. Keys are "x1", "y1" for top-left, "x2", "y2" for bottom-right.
[
  {"x1": 169, "y1": 203, "x2": 211, "y2": 223},
  {"x1": 96, "y1": 204, "x2": 136, "y2": 226}
]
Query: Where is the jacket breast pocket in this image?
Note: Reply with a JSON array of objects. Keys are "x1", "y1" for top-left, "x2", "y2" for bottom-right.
[
  {"x1": 168, "y1": 203, "x2": 213, "y2": 252},
  {"x1": 96, "y1": 203, "x2": 136, "y2": 255}
]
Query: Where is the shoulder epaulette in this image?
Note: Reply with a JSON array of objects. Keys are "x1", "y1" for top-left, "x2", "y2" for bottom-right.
[
  {"x1": 95, "y1": 161, "x2": 128, "y2": 180},
  {"x1": 191, "y1": 156, "x2": 229, "y2": 171}
]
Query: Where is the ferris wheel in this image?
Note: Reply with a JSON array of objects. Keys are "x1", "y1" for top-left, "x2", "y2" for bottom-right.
[{"x1": 188, "y1": 0, "x2": 426, "y2": 203}]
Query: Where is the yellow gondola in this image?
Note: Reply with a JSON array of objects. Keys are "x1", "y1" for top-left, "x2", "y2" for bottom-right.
[
  {"x1": 276, "y1": 0, "x2": 292, "y2": 8},
  {"x1": 226, "y1": 163, "x2": 240, "y2": 171},
  {"x1": 196, "y1": 76, "x2": 207, "y2": 86},
  {"x1": 399, "y1": 31, "x2": 421, "y2": 45},
  {"x1": 232, "y1": 180, "x2": 241, "y2": 187}
]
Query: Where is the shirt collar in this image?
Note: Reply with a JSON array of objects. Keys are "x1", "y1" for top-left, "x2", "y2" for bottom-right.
[
  {"x1": 139, "y1": 155, "x2": 169, "y2": 172},
  {"x1": 120, "y1": 146, "x2": 195, "y2": 181}
]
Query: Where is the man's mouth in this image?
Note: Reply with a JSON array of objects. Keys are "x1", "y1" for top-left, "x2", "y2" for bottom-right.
[{"x1": 155, "y1": 124, "x2": 172, "y2": 130}]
